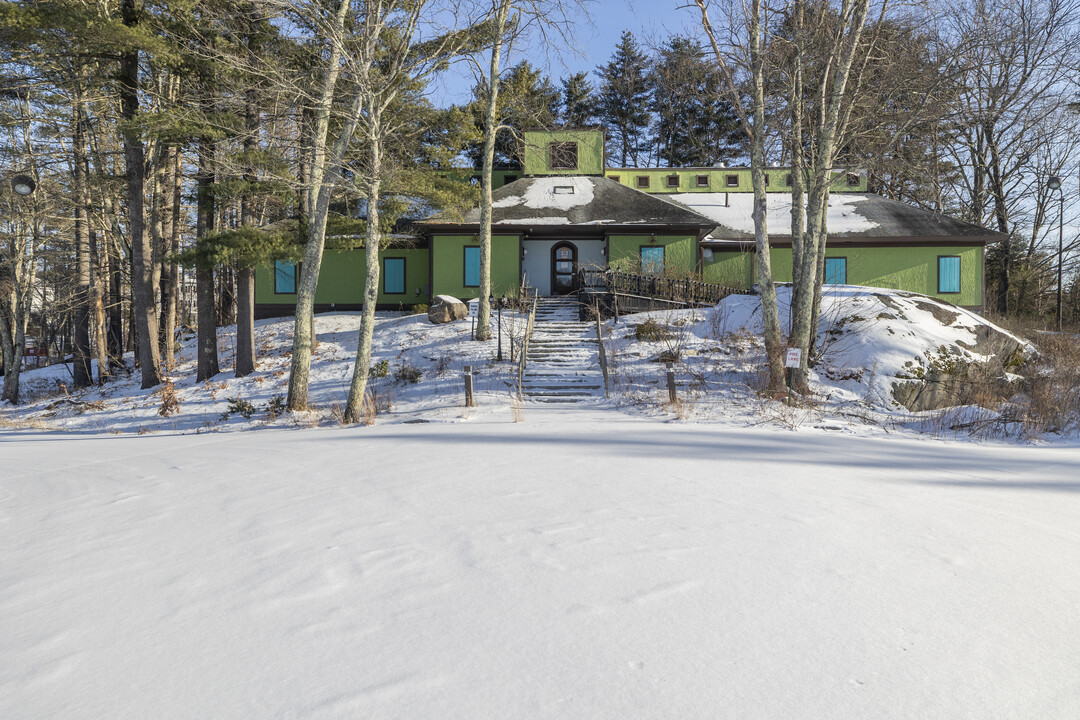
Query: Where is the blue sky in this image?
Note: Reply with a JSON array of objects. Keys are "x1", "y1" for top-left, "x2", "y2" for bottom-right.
[{"x1": 432, "y1": 0, "x2": 701, "y2": 106}]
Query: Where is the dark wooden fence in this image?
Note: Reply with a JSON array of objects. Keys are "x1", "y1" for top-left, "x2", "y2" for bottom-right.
[{"x1": 575, "y1": 269, "x2": 744, "y2": 306}]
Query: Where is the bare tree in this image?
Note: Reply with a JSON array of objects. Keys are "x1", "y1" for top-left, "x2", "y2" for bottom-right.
[
  {"x1": 787, "y1": 0, "x2": 871, "y2": 388},
  {"x1": 942, "y1": 0, "x2": 1080, "y2": 315},
  {"x1": 471, "y1": 0, "x2": 592, "y2": 342},
  {"x1": 696, "y1": 0, "x2": 785, "y2": 393},
  {"x1": 342, "y1": 2, "x2": 474, "y2": 423}
]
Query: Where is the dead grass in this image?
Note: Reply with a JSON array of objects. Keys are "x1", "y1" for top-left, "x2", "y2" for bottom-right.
[{"x1": 922, "y1": 332, "x2": 1080, "y2": 440}]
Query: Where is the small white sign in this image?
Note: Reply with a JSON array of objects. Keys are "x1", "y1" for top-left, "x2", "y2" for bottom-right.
[
  {"x1": 468, "y1": 300, "x2": 479, "y2": 318},
  {"x1": 785, "y1": 348, "x2": 802, "y2": 368}
]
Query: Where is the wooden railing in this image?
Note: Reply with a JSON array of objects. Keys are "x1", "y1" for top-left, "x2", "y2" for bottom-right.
[
  {"x1": 516, "y1": 289, "x2": 539, "y2": 401},
  {"x1": 575, "y1": 269, "x2": 743, "y2": 306}
]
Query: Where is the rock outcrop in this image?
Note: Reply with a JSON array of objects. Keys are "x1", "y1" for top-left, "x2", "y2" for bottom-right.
[{"x1": 428, "y1": 295, "x2": 468, "y2": 324}]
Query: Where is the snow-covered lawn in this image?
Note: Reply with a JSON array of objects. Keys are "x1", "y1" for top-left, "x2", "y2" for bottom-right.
[{"x1": 3, "y1": 412, "x2": 1079, "y2": 719}]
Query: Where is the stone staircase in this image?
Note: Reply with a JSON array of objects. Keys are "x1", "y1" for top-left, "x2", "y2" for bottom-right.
[{"x1": 522, "y1": 296, "x2": 606, "y2": 404}]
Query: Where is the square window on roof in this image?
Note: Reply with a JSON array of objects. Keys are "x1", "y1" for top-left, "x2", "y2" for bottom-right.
[
  {"x1": 636, "y1": 176, "x2": 650, "y2": 189},
  {"x1": 553, "y1": 185, "x2": 575, "y2": 194},
  {"x1": 696, "y1": 175, "x2": 709, "y2": 187},
  {"x1": 549, "y1": 141, "x2": 578, "y2": 170},
  {"x1": 725, "y1": 174, "x2": 739, "y2": 187},
  {"x1": 609, "y1": 175, "x2": 620, "y2": 183},
  {"x1": 666, "y1": 175, "x2": 679, "y2": 188}
]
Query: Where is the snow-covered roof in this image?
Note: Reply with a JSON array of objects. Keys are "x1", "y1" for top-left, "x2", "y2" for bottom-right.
[
  {"x1": 672, "y1": 193, "x2": 1002, "y2": 243},
  {"x1": 424, "y1": 176, "x2": 717, "y2": 230}
]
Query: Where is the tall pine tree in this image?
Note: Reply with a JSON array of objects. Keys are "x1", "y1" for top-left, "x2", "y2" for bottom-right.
[
  {"x1": 463, "y1": 60, "x2": 559, "y2": 168},
  {"x1": 651, "y1": 35, "x2": 741, "y2": 167},
  {"x1": 596, "y1": 30, "x2": 652, "y2": 167},
  {"x1": 560, "y1": 71, "x2": 597, "y2": 127}
]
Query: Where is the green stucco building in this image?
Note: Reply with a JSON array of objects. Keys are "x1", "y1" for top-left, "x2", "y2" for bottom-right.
[{"x1": 255, "y1": 128, "x2": 998, "y2": 316}]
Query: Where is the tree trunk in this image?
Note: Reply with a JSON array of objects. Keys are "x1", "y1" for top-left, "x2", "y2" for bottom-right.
[
  {"x1": 287, "y1": 0, "x2": 359, "y2": 411},
  {"x1": 476, "y1": 0, "x2": 512, "y2": 342},
  {"x1": 120, "y1": 0, "x2": 161, "y2": 389},
  {"x1": 788, "y1": 0, "x2": 806, "y2": 336},
  {"x1": 159, "y1": 143, "x2": 179, "y2": 369},
  {"x1": 72, "y1": 88, "x2": 93, "y2": 388},
  {"x1": 196, "y1": 136, "x2": 220, "y2": 382},
  {"x1": 789, "y1": 0, "x2": 870, "y2": 388},
  {"x1": 344, "y1": 114, "x2": 384, "y2": 424},
  {"x1": 235, "y1": 266, "x2": 255, "y2": 377},
  {"x1": 236, "y1": 14, "x2": 260, "y2": 379},
  {"x1": 748, "y1": 0, "x2": 785, "y2": 394}
]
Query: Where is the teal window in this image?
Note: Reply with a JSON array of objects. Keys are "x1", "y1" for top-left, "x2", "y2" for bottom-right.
[
  {"x1": 383, "y1": 257, "x2": 405, "y2": 294},
  {"x1": 824, "y1": 257, "x2": 847, "y2": 285},
  {"x1": 274, "y1": 260, "x2": 296, "y2": 294},
  {"x1": 464, "y1": 246, "x2": 480, "y2": 287},
  {"x1": 640, "y1": 245, "x2": 665, "y2": 275},
  {"x1": 938, "y1": 256, "x2": 961, "y2": 294}
]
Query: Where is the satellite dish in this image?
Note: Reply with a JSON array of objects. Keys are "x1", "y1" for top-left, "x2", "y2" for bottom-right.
[{"x1": 11, "y1": 175, "x2": 35, "y2": 196}]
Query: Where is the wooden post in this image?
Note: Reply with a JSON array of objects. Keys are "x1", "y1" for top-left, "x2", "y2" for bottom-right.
[
  {"x1": 463, "y1": 365, "x2": 475, "y2": 407},
  {"x1": 596, "y1": 303, "x2": 609, "y2": 398},
  {"x1": 665, "y1": 362, "x2": 677, "y2": 404}
]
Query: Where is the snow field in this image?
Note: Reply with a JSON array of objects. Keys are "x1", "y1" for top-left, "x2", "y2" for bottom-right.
[{"x1": 2, "y1": 416, "x2": 1079, "y2": 719}]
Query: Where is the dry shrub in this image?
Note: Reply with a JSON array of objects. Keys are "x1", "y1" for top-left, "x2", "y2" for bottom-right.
[
  {"x1": 634, "y1": 317, "x2": 672, "y2": 342},
  {"x1": 0, "y1": 414, "x2": 52, "y2": 430},
  {"x1": 1014, "y1": 333, "x2": 1080, "y2": 437},
  {"x1": 922, "y1": 333, "x2": 1080, "y2": 440},
  {"x1": 510, "y1": 393, "x2": 525, "y2": 422},
  {"x1": 664, "y1": 391, "x2": 697, "y2": 420},
  {"x1": 158, "y1": 379, "x2": 181, "y2": 417}
]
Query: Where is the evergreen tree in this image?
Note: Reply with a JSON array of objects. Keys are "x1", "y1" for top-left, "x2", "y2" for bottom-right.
[
  {"x1": 463, "y1": 61, "x2": 559, "y2": 168},
  {"x1": 596, "y1": 30, "x2": 652, "y2": 167},
  {"x1": 560, "y1": 71, "x2": 597, "y2": 127},
  {"x1": 651, "y1": 35, "x2": 740, "y2": 167}
]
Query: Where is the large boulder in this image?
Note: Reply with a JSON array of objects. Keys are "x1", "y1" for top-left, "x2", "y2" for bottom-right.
[{"x1": 428, "y1": 295, "x2": 469, "y2": 324}]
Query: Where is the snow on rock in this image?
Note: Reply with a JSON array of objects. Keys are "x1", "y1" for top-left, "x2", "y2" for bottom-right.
[{"x1": 607, "y1": 285, "x2": 1035, "y2": 427}]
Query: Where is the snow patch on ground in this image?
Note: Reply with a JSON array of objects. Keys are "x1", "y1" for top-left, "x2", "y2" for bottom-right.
[{"x1": 2, "y1": 308, "x2": 527, "y2": 434}]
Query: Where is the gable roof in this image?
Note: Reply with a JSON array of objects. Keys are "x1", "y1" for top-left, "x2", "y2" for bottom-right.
[
  {"x1": 422, "y1": 176, "x2": 718, "y2": 230},
  {"x1": 671, "y1": 192, "x2": 1003, "y2": 244}
]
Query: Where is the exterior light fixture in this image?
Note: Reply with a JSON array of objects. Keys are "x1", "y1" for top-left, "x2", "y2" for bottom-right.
[{"x1": 10, "y1": 174, "x2": 35, "y2": 196}]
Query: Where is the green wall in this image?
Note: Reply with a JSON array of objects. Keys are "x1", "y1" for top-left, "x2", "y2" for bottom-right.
[
  {"x1": 822, "y1": 245, "x2": 983, "y2": 306},
  {"x1": 608, "y1": 234, "x2": 697, "y2": 275},
  {"x1": 255, "y1": 248, "x2": 430, "y2": 307},
  {"x1": 255, "y1": 239, "x2": 983, "y2": 309},
  {"x1": 436, "y1": 168, "x2": 522, "y2": 190},
  {"x1": 431, "y1": 234, "x2": 521, "y2": 299},
  {"x1": 523, "y1": 130, "x2": 606, "y2": 176},
  {"x1": 703, "y1": 250, "x2": 754, "y2": 288},
  {"x1": 603, "y1": 168, "x2": 868, "y2": 193},
  {"x1": 757, "y1": 245, "x2": 983, "y2": 306}
]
